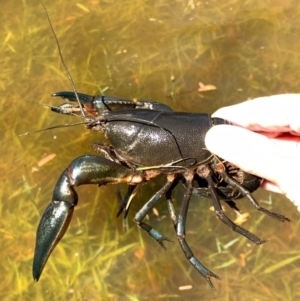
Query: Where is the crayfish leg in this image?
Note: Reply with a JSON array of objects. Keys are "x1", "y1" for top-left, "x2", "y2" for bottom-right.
[
  {"x1": 176, "y1": 172, "x2": 221, "y2": 290},
  {"x1": 133, "y1": 175, "x2": 176, "y2": 249},
  {"x1": 33, "y1": 155, "x2": 140, "y2": 281},
  {"x1": 215, "y1": 164, "x2": 290, "y2": 223}
]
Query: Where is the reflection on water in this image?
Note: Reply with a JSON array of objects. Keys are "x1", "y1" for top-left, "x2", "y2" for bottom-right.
[{"x1": 1, "y1": 0, "x2": 300, "y2": 300}]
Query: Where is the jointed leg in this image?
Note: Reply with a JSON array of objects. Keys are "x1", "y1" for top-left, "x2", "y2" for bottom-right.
[
  {"x1": 202, "y1": 168, "x2": 267, "y2": 245},
  {"x1": 176, "y1": 172, "x2": 221, "y2": 290},
  {"x1": 116, "y1": 184, "x2": 140, "y2": 218},
  {"x1": 33, "y1": 155, "x2": 137, "y2": 281},
  {"x1": 216, "y1": 164, "x2": 290, "y2": 223},
  {"x1": 133, "y1": 175, "x2": 176, "y2": 249}
]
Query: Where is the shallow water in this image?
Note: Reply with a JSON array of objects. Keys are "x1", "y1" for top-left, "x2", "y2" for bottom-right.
[{"x1": 1, "y1": 0, "x2": 300, "y2": 300}]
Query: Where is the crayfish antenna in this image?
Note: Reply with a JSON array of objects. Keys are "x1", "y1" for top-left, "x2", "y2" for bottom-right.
[{"x1": 41, "y1": 1, "x2": 85, "y2": 118}]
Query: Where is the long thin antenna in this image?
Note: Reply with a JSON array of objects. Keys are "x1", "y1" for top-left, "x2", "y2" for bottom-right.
[
  {"x1": 19, "y1": 121, "x2": 86, "y2": 136},
  {"x1": 24, "y1": 100, "x2": 84, "y2": 118},
  {"x1": 41, "y1": 1, "x2": 86, "y2": 118}
]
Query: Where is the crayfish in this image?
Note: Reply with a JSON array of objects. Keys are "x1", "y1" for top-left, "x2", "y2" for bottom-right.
[
  {"x1": 31, "y1": 4, "x2": 290, "y2": 290},
  {"x1": 32, "y1": 91, "x2": 290, "y2": 290}
]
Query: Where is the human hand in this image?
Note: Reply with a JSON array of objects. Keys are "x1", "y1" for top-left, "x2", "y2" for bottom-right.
[{"x1": 205, "y1": 94, "x2": 300, "y2": 211}]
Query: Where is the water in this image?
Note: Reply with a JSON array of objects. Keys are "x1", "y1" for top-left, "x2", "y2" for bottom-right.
[{"x1": 1, "y1": 0, "x2": 300, "y2": 300}]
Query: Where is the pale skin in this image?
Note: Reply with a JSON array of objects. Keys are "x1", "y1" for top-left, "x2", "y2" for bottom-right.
[{"x1": 205, "y1": 94, "x2": 300, "y2": 212}]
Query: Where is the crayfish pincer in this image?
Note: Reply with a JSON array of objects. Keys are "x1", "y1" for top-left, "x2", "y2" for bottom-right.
[{"x1": 33, "y1": 91, "x2": 290, "y2": 290}]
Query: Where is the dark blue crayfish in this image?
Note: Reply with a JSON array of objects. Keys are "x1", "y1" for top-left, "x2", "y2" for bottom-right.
[
  {"x1": 32, "y1": 90, "x2": 290, "y2": 290},
  {"x1": 32, "y1": 4, "x2": 290, "y2": 290}
]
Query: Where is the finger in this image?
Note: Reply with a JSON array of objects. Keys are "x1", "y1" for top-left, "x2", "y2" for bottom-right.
[
  {"x1": 261, "y1": 182, "x2": 300, "y2": 213},
  {"x1": 205, "y1": 125, "x2": 279, "y2": 182},
  {"x1": 260, "y1": 180, "x2": 283, "y2": 194},
  {"x1": 205, "y1": 125, "x2": 300, "y2": 210},
  {"x1": 212, "y1": 94, "x2": 300, "y2": 133}
]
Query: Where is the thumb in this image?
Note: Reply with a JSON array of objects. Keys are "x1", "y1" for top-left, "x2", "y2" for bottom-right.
[
  {"x1": 205, "y1": 125, "x2": 300, "y2": 211},
  {"x1": 205, "y1": 125, "x2": 279, "y2": 185}
]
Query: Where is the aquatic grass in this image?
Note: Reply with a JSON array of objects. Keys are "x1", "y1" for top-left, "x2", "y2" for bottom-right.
[{"x1": 1, "y1": 0, "x2": 300, "y2": 300}]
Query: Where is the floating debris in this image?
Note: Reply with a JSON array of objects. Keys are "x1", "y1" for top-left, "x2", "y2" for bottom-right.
[{"x1": 38, "y1": 153, "x2": 56, "y2": 167}]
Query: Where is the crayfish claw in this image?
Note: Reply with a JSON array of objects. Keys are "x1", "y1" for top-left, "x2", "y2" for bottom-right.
[
  {"x1": 203, "y1": 270, "x2": 222, "y2": 290},
  {"x1": 32, "y1": 156, "x2": 135, "y2": 281},
  {"x1": 206, "y1": 279, "x2": 215, "y2": 291},
  {"x1": 52, "y1": 91, "x2": 94, "y2": 103},
  {"x1": 156, "y1": 235, "x2": 173, "y2": 250},
  {"x1": 139, "y1": 223, "x2": 173, "y2": 249},
  {"x1": 33, "y1": 200, "x2": 74, "y2": 281},
  {"x1": 259, "y1": 239, "x2": 269, "y2": 245}
]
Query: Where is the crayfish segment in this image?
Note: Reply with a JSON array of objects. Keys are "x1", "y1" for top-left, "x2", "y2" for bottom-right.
[
  {"x1": 33, "y1": 169, "x2": 77, "y2": 281},
  {"x1": 33, "y1": 200, "x2": 74, "y2": 281},
  {"x1": 52, "y1": 91, "x2": 173, "y2": 116},
  {"x1": 33, "y1": 155, "x2": 140, "y2": 281}
]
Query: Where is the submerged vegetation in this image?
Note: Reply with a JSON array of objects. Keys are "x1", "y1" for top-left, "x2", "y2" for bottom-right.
[{"x1": 1, "y1": 0, "x2": 300, "y2": 300}]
